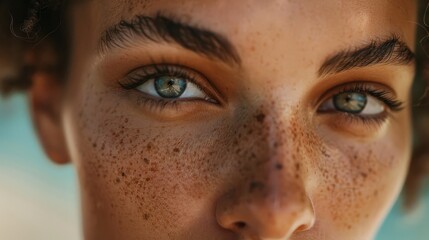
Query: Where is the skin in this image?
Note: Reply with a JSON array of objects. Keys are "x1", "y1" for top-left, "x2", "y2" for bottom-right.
[{"x1": 30, "y1": 0, "x2": 417, "y2": 239}]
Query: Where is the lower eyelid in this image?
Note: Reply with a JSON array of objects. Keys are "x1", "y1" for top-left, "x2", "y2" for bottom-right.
[
  {"x1": 130, "y1": 94, "x2": 223, "y2": 121},
  {"x1": 316, "y1": 111, "x2": 391, "y2": 138}
]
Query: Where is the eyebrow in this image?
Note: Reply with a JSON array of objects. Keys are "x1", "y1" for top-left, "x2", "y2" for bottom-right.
[
  {"x1": 98, "y1": 13, "x2": 241, "y2": 65},
  {"x1": 318, "y1": 35, "x2": 415, "y2": 77}
]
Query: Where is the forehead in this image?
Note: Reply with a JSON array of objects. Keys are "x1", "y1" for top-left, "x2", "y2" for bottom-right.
[
  {"x1": 90, "y1": 0, "x2": 417, "y2": 43},
  {"x1": 69, "y1": 0, "x2": 417, "y2": 86},
  {"x1": 95, "y1": 0, "x2": 416, "y2": 25}
]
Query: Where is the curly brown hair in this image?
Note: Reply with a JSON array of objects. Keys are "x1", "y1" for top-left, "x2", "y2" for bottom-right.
[{"x1": 1, "y1": 0, "x2": 429, "y2": 209}]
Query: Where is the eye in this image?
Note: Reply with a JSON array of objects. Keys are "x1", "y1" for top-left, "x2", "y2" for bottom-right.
[
  {"x1": 136, "y1": 75, "x2": 210, "y2": 100},
  {"x1": 120, "y1": 64, "x2": 217, "y2": 103},
  {"x1": 317, "y1": 83, "x2": 404, "y2": 119},
  {"x1": 319, "y1": 92, "x2": 385, "y2": 116}
]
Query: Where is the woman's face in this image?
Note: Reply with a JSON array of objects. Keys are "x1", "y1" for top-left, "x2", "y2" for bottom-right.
[{"x1": 52, "y1": 0, "x2": 416, "y2": 239}]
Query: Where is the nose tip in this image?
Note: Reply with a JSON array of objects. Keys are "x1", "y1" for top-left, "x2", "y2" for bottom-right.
[{"x1": 216, "y1": 183, "x2": 315, "y2": 239}]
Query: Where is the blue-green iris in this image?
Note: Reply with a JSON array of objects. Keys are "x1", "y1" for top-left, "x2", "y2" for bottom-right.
[
  {"x1": 154, "y1": 76, "x2": 187, "y2": 98},
  {"x1": 333, "y1": 92, "x2": 367, "y2": 113}
]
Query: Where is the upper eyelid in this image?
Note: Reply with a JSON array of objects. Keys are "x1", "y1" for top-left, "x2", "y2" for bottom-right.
[
  {"x1": 129, "y1": 65, "x2": 207, "y2": 93},
  {"x1": 316, "y1": 81, "x2": 395, "y2": 102},
  {"x1": 119, "y1": 65, "x2": 198, "y2": 89}
]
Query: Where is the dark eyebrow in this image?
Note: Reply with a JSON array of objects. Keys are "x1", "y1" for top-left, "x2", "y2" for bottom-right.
[
  {"x1": 318, "y1": 35, "x2": 415, "y2": 77},
  {"x1": 98, "y1": 13, "x2": 241, "y2": 65}
]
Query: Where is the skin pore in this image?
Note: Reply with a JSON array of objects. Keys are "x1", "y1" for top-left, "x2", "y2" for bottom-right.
[{"x1": 31, "y1": 0, "x2": 417, "y2": 239}]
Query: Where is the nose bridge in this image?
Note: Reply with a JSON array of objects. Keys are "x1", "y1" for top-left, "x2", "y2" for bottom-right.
[
  {"x1": 258, "y1": 108, "x2": 303, "y2": 182},
  {"x1": 216, "y1": 110, "x2": 315, "y2": 239},
  {"x1": 255, "y1": 112, "x2": 305, "y2": 203}
]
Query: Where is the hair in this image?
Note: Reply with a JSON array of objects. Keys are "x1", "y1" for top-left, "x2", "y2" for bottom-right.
[{"x1": 1, "y1": 0, "x2": 429, "y2": 209}]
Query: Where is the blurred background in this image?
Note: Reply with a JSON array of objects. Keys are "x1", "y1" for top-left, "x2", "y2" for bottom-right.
[
  {"x1": 0, "y1": 94, "x2": 80, "y2": 240},
  {"x1": 0, "y1": 93, "x2": 428, "y2": 240}
]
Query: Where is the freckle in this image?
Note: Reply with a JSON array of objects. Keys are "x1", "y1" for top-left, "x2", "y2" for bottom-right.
[
  {"x1": 295, "y1": 163, "x2": 300, "y2": 171},
  {"x1": 121, "y1": 172, "x2": 126, "y2": 177},
  {"x1": 146, "y1": 177, "x2": 150, "y2": 181},
  {"x1": 275, "y1": 163, "x2": 283, "y2": 170},
  {"x1": 255, "y1": 113, "x2": 265, "y2": 123},
  {"x1": 147, "y1": 143, "x2": 153, "y2": 151},
  {"x1": 273, "y1": 141, "x2": 280, "y2": 148},
  {"x1": 115, "y1": 178, "x2": 120, "y2": 184},
  {"x1": 173, "y1": 148, "x2": 180, "y2": 153},
  {"x1": 334, "y1": 174, "x2": 339, "y2": 183},
  {"x1": 144, "y1": 158, "x2": 150, "y2": 164},
  {"x1": 144, "y1": 213, "x2": 150, "y2": 220},
  {"x1": 321, "y1": 149, "x2": 330, "y2": 157},
  {"x1": 249, "y1": 181, "x2": 265, "y2": 193}
]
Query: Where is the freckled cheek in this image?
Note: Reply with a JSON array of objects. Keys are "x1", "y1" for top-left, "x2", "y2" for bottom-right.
[
  {"x1": 314, "y1": 130, "x2": 410, "y2": 234},
  {"x1": 69, "y1": 88, "x2": 233, "y2": 226}
]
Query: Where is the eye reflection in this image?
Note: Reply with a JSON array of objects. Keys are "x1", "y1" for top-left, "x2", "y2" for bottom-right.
[
  {"x1": 334, "y1": 92, "x2": 367, "y2": 113},
  {"x1": 154, "y1": 76, "x2": 187, "y2": 98}
]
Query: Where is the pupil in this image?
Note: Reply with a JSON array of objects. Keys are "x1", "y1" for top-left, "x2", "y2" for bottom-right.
[
  {"x1": 333, "y1": 92, "x2": 367, "y2": 113},
  {"x1": 154, "y1": 76, "x2": 187, "y2": 98}
]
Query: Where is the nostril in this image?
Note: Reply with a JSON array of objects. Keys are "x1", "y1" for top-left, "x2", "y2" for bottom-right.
[
  {"x1": 295, "y1": 224, "x2": 309, "y2": 232},
  {"x1": 235, "y1": 221, "x2": 247, "y2": 229}
]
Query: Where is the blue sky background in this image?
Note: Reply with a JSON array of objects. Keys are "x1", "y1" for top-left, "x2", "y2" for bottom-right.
[{"x1": 1, "y1": 94, "x2": 428, "y2": 240}]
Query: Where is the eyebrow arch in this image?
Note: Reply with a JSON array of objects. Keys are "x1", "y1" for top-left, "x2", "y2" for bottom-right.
[
  {"x1": 318, "y1": 35, "x2": 415, "y2": 77},
  {"x1": 98, "y1": 13, "x2": 241, "y2": 65}
]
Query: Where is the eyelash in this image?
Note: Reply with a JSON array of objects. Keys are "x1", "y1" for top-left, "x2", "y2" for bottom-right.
[
  {"x1": 120, "y1": 64, "x2": 198, "y2": 89},
  {"x1": 320, "y1": 82, "x2": 404, "y2": 124}
]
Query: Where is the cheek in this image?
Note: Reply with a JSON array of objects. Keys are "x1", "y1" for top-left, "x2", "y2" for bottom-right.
[
  {"x1": 312, "y1": 119, "x2": 411, "y2": 235},
  {"x1": 65, "y1": 80, "x2": 238, "y2": 236}
]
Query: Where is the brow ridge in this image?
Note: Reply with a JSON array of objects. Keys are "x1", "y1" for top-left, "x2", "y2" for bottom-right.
[
  {"x1": 99, "y1": 13, "x2": 241, "y2": 65},
  {"x1": 318, "y1": 35, "x2": 415, "y2": 77}
]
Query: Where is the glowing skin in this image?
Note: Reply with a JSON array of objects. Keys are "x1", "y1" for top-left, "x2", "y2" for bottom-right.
[{"x1": 31, "y1": 0, "x2": 416, "y2": 239}]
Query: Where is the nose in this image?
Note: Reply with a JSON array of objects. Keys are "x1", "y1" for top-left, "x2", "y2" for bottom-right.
[
  {"x1": 216, "y1": 177, "x2": 315, "y2": 239},
  {"x1": 215, "y1": 116, "x2": 315, "y2": 239}
]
